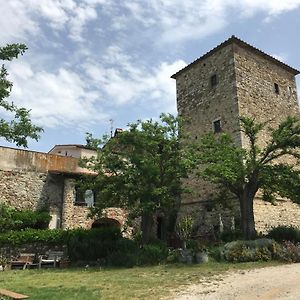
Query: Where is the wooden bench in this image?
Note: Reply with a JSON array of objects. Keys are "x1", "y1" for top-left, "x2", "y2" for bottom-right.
[
  {"x1": 10, "y1": 253, "x2": 36, "y2": 270},
  {"x1": 0, "y1": 288, "x2": 29, "y2": 299}
]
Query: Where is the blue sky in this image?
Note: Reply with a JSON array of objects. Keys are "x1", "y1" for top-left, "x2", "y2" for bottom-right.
[{"x1": 1, "y1": 0, "x2": 300, "y2": 152}]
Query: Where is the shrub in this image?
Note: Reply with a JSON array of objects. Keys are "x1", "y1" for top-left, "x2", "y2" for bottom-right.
[
  {"x1": 106, "y1": 239, "x2": 139, "y2": 267},
  {"x1": 267, "y1": 225, "x2": 300, "y2": 244},
  {"x1": 277, "y1": 241, "x2": 300, "y2": 263},
  {"x1": 0, "y1": 227, "x2": 122, "y2": 262},
  {"x1": 208, "y1": 246, "x2": 222, "y2": 262},
  {"x1": 106, "y1": 240, "x2": 169, "y2": 267},
  {"x1": 221, "y1": 238, "x2": 280, "y2": 262},
  {"x1": 0, "y1": 204, "x2": 51, "y2": 232},
  {"x1": 0, "y1": 228, "x2": 66, "y2": 246},
  {"x1": 0, "y1": 227, "x2": 170, "y2": 266},
  {"x1": 138, "y1": 243, "x2": 168, "y2": 265},
  {"x1": 67, "y1": 227, "x2": 121, "y2": 261}
]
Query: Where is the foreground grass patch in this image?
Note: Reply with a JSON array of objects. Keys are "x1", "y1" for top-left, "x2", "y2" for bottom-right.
[{"x1": 0, "y1": 261, "x2": 281, "y2": 299}]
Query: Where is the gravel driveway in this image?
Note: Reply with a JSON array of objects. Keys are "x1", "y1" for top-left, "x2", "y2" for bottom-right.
[{"x1": 174, "y1": 263, "x2": 300, "y2": 300}]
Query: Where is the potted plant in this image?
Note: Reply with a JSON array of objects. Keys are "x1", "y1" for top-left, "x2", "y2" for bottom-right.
[{"x1": 176, "y1": 216, "x2": 194, "y2": 263}]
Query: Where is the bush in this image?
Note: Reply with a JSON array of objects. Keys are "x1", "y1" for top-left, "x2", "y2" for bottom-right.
[
  {"x1": 208, "y1": 246, "x2": 222, "y2": 262},
  {"x1": 277, "y1": 241, "x2": 300, "y2": 263},
  {"x1": 138, "y1": 243, "x2": 168, "y2": 265},
  {"x1": 106, "y1": 240, "x2": 169, "y2": 267},
  {"x1": 0, "y1": 228, "x2": 67, "y2": 246},
  {"x1": 221, "y1": 238, "x2": 281, "y2": 262},
  {"x1": 0, "y1": 227, "x2": 122, "y2": 261},
  {"x1": 67, "y1": 227, "x2": 121, "y2": 261},
  {"x1": 267, "y1": 225, "x2": 300, "y2": 244},
  {"x1": 0, "y1": 227, "x2": 170, "y2": 266},
  {"x1": 0, "y1": 204, "x2": 51, "y2": 232},
  {"x1": 106, "y1": 239, "x2": 139, "y2": 267}
]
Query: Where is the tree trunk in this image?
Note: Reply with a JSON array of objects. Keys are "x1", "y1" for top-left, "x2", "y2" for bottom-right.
[
  {"x1": 239, "y1": 187, "x2": 257, "y2": 240},
  {"x1": 141, "y1": 212, "x2": 154, "y2": 244}
]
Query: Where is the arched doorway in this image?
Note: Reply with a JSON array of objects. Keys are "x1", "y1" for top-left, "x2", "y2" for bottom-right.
[{"x1": 92, "y1": 218, "x2": 121, "y2": 229}]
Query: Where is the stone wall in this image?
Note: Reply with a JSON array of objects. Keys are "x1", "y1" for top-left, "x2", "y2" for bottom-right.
[
  {"x1": 0, "y1": 170, "x2": 64, "y2": 214},
  {"x1": 175, "y1": 43, "x2": 240, "y2": 205},
  {"x1": 173, "y1": 38, "x2": 300, "y2": 234},
  {"x1": 234, "y1": 44, "x2": 299, "y2": 149},
  {"x1": 0, "y1": 146, "x2": 125, "y2": 232},
  {"x1": 176, "y1": 43, "x2": 241, "y2": 143},
  {"x1": 61, "y1": 178, "x2": 93, "y2": 229},
  {"x1": 178, "y1": 200, "x2": 239, "y2": 239},
  {"x1": 233, "y1": 43, "x2": 300, "y2": 231},
  {"x1": 254, "y1": 198, "x2": 300, "y2": 233},
  {"x1": 61, "y1": 178, "x2": 128, "y2": 232},
  {"x1": 174, "y1": 43, "x2": 241, "y2": 233}
]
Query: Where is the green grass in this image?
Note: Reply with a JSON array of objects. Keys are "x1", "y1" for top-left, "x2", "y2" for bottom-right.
[{"x1": 0, "y1": 261, "x2": 281, "y2": 299}]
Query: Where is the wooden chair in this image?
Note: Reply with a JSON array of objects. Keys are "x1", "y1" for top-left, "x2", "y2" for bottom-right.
[
  {"x1": 38, "y1": 251, "x2": 64, "y2": 269},
  {"x1": 10, "y1": 253, "x2": 36, "y2": 270}
]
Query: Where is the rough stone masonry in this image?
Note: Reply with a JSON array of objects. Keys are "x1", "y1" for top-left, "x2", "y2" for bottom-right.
[{"x1": 172, "y1": 36, "x2": 300, "y2": 235}]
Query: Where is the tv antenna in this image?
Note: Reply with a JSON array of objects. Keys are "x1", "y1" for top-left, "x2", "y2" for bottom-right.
[{"x1": 109, "y1": 119, "x2": 114, "y2": 137}]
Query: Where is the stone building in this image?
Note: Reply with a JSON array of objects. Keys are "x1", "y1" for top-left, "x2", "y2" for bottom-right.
[
  {"x1": 171, "y1": 35, "x2": 300, "y2": 236},
  {"x1": 0, "y1": 145, "x2": 126, "y2": 231}
]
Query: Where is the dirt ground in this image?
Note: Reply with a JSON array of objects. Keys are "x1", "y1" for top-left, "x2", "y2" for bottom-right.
[{"x1": 174, "y1": 263, "x2": 300, "y2": 300}]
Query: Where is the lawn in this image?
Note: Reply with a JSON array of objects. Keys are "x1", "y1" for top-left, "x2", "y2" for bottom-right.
[{"x1": 0, "y1": 261, "x2": 281, "y2": 299}]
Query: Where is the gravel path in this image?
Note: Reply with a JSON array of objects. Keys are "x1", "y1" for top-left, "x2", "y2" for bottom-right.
[{"x1": 174, "y1": 263, "x2": 300, "y2": 300}]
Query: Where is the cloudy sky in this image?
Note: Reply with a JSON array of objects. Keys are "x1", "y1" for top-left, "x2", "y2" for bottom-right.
[{"x1": 1, "y1": 0, "x2": 300, "y2": 152}]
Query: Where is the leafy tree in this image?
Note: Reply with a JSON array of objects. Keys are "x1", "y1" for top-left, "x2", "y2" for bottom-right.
[
  {"x1": 196, "y1": 116, "x2": 300, "y2": 239},
  {"x1": 80, "y1": 114, "x2": 196, "y2": 243},
  {"x1": 0, "y1": 44, "x2": 43, "y2": 147}
]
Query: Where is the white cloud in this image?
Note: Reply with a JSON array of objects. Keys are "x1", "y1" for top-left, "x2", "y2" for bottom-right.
[
  {"x1": 83, "y1": 46, "x2": 187, "y2": 112},
  {"x1": 0, "y1": 1, "x2": 39, "y2": 43},
  {"x1": 122, "y1": 0, "x2": 300, "y2": 43},
  {"x1": 7, "y1": 60, "x2": 108, "y2": 128},
  {"x1": 0, "y1": 0, "x2": 112, "y2": 43},
  {"x1": 1, "y1": 0, "x2": 300, "y2": 131},
  {"x1": 68, "y1": 4, "x2": 97, "y2": 41},
  {"x1": 2, "y1": 0, "x2": 300, "y2": 44}
]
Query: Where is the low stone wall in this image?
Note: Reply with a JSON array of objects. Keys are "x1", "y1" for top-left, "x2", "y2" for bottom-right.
[{"x1": 254, "y1": 198, "x2": 300, "y2": 233}]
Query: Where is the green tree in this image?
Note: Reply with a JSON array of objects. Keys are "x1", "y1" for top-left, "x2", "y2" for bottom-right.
[
  {"x1": 0, "y1": 44, "x2": 43, "y2": 147},
  {"x1": 81, "y1": 114, "x2": 196, "y2": 243},
  {"x1": 196, "y1": 116, "x2": 300, "y2": 239}
]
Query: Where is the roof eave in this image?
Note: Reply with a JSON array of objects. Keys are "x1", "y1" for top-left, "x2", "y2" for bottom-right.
[{"x1": 171, "y1": 36, "x2": 300, "y2": 79}]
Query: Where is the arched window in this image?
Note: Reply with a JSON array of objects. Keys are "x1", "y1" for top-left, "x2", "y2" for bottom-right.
[{"x1": 85, "y1": 189, "x2": 94, "y2": 207}]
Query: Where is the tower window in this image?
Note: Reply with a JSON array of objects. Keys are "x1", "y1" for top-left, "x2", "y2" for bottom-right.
[
  {"x1": 213, "y1": 119, "x2": 221, "y2": 133},
  {"x1": 210, "y1": 74, "x2": 218, "y2": 87},
  {"x1": 274, "y1": 83, "x2": 280, "y2": 94}
]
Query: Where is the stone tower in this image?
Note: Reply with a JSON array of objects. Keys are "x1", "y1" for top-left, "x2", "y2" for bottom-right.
[{"x1": 171, "y1": 36, "x2": 300, "y2": 235}]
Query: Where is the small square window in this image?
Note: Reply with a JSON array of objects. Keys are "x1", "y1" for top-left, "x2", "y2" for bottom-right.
[
  {"x1": 213, "y1": 119, "x2": 221, "y2": 133},
  {"x1": 210, "y1": 74, "x2": 218, "y2": 87},
  {"x1": 274, "y1": 83, "x2": 280, "y2": 94}
]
